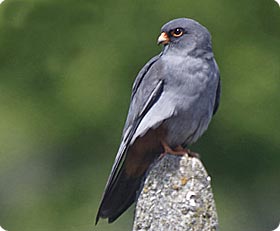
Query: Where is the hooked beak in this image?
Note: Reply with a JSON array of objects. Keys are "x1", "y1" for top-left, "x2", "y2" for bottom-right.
[{"x1": 157, "y1": 32, "x2": 170, "y2": 45}]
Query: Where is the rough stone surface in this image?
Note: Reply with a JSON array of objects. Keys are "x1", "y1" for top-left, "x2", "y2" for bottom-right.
[{"x1": 132, "y1": 154, "x2": 219, "y2": 231}]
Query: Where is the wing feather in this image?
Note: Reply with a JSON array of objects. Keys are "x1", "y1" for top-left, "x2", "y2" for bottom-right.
[
  {"x1": 96, "y1": 56, "x2": 165, "y2": 223},
  {"x1": 101, "y1": 79, "x2": 164, "y2": 196}
]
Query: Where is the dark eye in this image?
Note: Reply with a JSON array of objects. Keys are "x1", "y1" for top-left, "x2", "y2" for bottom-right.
[{"x1": 171, "y1": 28, "x2": 184, "y2": 37}]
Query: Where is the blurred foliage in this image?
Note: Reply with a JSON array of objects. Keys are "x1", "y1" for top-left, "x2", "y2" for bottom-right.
[{"x1": 0, "y1": 0, "x2": 279, "y2": 231}]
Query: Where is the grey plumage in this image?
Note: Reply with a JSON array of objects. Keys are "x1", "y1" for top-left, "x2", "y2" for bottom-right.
[{"x1": 96, "y1": 18, "x2": 221, "y2": 224}]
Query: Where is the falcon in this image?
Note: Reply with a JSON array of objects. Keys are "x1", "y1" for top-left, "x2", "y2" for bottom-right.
[{"x1": 96, "y1": 18, "x2": 221, "y2": 224}]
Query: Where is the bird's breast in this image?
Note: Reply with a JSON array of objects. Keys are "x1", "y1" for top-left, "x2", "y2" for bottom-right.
[{"x1": 159, "y1": 56, "x2": 216, "y2": 146}]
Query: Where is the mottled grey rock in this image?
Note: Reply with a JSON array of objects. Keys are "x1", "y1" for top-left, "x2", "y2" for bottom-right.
[{"x1": 133, "y1": 154, "x2": 219, "y2": 231}]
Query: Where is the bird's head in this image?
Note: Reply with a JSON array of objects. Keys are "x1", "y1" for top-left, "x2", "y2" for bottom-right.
[{"x1": 158, "y1": 18, "x2": 212, "y2": 56}]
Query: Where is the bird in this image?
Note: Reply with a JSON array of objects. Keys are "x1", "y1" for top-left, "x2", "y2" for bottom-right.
[{"x1": 96, "y1": 17, "x2": 221, "y2": 224}]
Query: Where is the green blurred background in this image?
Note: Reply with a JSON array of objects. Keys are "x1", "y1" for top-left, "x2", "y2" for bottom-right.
[{"x1": 0, "y1": 0, "x2": 279, "y2": 230}]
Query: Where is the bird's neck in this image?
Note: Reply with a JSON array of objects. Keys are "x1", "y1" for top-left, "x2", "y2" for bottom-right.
[
  {"x1": 162, "y1": 44, "x2": 213, "y2": 59},
  {"x1": 189, "y1": 47, "x2": 213, "y2": 59}
]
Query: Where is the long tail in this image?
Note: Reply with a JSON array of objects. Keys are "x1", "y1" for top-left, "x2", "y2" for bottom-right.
[
  {"x1": 95, "y1": 126, "x2": 164, "y2": 224},
  {"x1": 95, "y1": 164, "x2": 142, "y2": 223}
]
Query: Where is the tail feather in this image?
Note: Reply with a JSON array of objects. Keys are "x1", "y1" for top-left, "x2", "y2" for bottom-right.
[
  {"x1": 96, "y1": 166, "x2": 142, "y2": 223},
  {"x1": 96, "y1": 127, "x2": 164, "y2": 224}
]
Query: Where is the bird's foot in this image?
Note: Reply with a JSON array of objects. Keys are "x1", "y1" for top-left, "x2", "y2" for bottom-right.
[
  {"x1": 160, "y1": 141, "x2": 200, "y2": 159},
  {"x1": 161, "y1": 142, "x2": 187, "y2": 156},
  {"x1": 185, "y1": 149, "x2": 200, "y2": 159}
]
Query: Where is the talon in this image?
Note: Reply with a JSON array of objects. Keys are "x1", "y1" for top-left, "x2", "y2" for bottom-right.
[
  {"x1": 161, "y1": 141, "x2": 187, "y2": 156},
  {"x1": 160, "y1": 141, "x2": 200, "y2": 158},
  {"x1": 186, "y1": 149, "x2": 200, "y2": 158}
]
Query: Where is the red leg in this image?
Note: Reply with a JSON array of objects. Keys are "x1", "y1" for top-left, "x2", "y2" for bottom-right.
[
  {"x1": 160, "y1": 141, "x2": 200, "y2": 158},
  {"x1": 161, "y1": 141, "x2": 187, "y2": 156}
]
